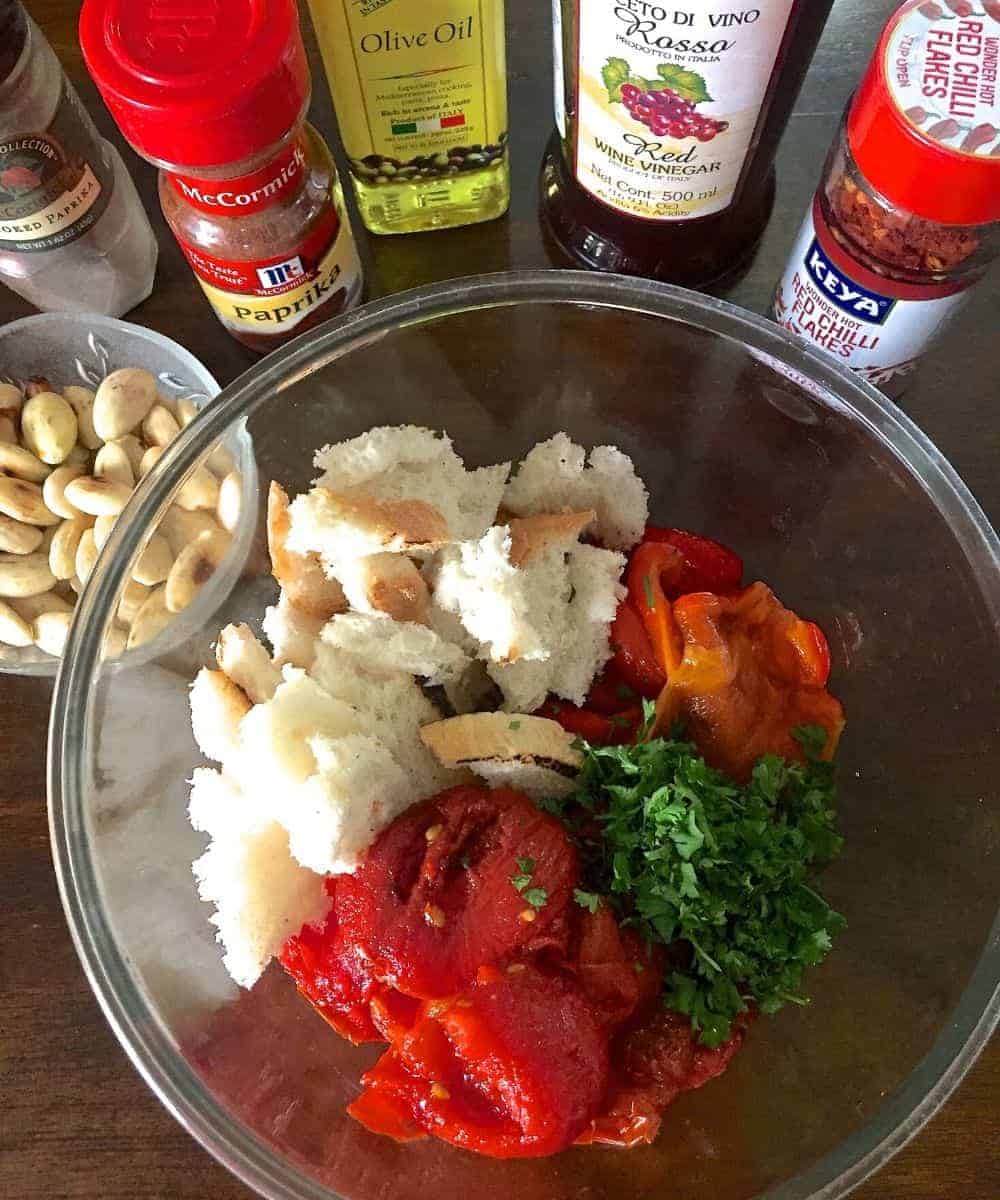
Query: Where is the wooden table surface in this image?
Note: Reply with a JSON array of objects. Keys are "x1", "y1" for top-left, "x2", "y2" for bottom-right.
[{"x1": 2, "y1": 2, "x2": 997, "y2": 1198}]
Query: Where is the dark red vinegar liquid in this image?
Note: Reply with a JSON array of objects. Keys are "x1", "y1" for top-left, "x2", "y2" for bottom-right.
[{"x1": 541, "y1": 0, "x2": 835, "y2": 288}]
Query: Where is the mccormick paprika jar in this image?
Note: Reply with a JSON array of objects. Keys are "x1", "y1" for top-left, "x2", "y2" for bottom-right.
[
  {"x1": 80, "y1": 0, "x2": 363, "y2": 354},
  {"x1": 541, "y1": 0, "x2": 835, "y2": 286},
  {"x1": 773, "y1": 0, "x2": 1000, "y2": 397}
]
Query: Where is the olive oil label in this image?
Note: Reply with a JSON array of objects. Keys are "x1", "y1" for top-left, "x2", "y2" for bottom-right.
[
  {"x1": 773, "y1": 196, "x2": 972, "y2": 388},
  {"x1": 0, "y1": 82, "x2": 113, "y2": 252},
  {"x1": 570, "y1": 0, "x2": 797, "y2": 221},
  {"x1": 177, "y1": 209, "x2": 363, "y2": 334},
  {"x1": 308, "y1": 0, "x2": 508, "y2": 183}
]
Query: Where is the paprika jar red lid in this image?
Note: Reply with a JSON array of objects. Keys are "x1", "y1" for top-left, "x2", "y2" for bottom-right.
[
  {"x1": 79, "y1": 0, "x2": 310, "y2": 168},
  {"x1": 847, "y1": 0, "x2": 1000, "y2": 227}
]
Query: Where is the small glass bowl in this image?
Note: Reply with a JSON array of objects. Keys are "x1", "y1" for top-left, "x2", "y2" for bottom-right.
[
  {"x1": 0, "y1": 313, "x2": 256, "y2": 674},
  {"x1": 49, "y1": 274, "x2": 999, "y2": 1200}
]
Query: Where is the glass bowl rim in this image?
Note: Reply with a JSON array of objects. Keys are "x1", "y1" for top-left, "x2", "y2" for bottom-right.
[{"x1": 47, "y1": 270, "x2": 1000, "y2": 1200}]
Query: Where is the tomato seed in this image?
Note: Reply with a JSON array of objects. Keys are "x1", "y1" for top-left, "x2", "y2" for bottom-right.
[
  {"x1": 424, "y1": 904, "x2": 446, "y2": 928},
  {"x1": 430, "y1": 1083, "x2": 450, "y2": 1100},
  {"x1": 506, "y1": 963, "x2": 527, "y2": 974},
  {"x1": 519, "y1": 908, "x2": 536, "y2": 923},
  {"x1": 424, "y1": 823, "x2": 443, "y2": 842}
]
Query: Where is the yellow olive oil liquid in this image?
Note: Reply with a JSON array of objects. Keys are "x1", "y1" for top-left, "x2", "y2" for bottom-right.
[{"x1": 308, "y1": 0, "x2": 510, "y2": 235}]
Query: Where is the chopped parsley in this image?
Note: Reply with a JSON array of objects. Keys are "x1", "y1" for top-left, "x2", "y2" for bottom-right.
[
  {"x1": 573, "y1": 889, "x2": 601, "y2": 914},
  {"x1": 522, "y1": 887, "x2": 549, "y2": 910},
  {"x1": 546, "y1": 720, "x2": 845, "y2": 1047},
  {"x1": 510, "y1": 856, "x2": 536, "y2": 893},
  {"x1": 509, "y1": 720, "x2": 522, "y2": 731},
  {"x1": 642, "y1": 573, "x2": 656, "y2": 610}
]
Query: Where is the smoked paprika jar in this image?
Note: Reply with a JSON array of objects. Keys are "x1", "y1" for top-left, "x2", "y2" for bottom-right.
[
  {"x1": 773, "y1": 0, "x2": 1000, "y2": 396},
  {"x1": 80, "y1": 0, "x2": 363, "y2": 353}
]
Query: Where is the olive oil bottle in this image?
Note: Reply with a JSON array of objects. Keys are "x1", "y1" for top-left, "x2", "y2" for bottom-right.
[{"x1": 307, "y1": 0, "x2": 509, "y2": 235}]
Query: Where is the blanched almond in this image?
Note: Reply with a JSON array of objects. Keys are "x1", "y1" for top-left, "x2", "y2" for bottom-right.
[
  {"x1": 75, "y1": 527, "x2": 99, "y2": 583},
  {"x1": 132, "y1": 533, "x2": 173, "y2": 586},
  {"x1": 49, "y1": 517, "x2": 92, "y2": 580},
  {"x1": 0, "y1": 476, "x2": 59, "y2": 526},
  {"x1": 93, "y1": 368, "x2": 157, "y2": 440},
  {"x1": 43, "y1": 464, "x2": 88, "y2": 519},
  {"x1": 138, "y1": 445, "x2": 164, "y2": 479},
  {"x1": 103, "y1": 624, "x2": 127, "y2": 658},
  {"x1": 176, "y1": 397, "x2": 199, "y2": 428},
  {"x1": 20, "y1": 391, "x2": 78, "y2": 465},
  {"x1": 64, "y1": 444, "x2": 92, "y2": 468},
  {"x1": 33, "y1": 610, "x2": 72, "y2": 657},
  {"x1": 63, "y1": 475, "x2": 132, "y2": 517},
  {"x1": 0, "y1": 415, "x2": 15, "y2": 443},
  {"x1": 114, "y1": 434, "x2": 145, "y2": 477},
  {"x1": 0, "y1": 382, "x2": 23, "y2": 422},
  {"x1": 62, "y1": 385, "x2": 101, "y2": 450},
  {"x1": 174, "y1": 464, "x2": 219, "y2": 511},
  {"x1": 0, "y1": 551, "x2": 57, "y2": 597},
  {"x1": 9, "y1": 590, "x2": 72, "y2": 620},
  {"x1": 0, "y1": 598, "x2": 33, "y2": 646},
  {"x1": 93, "y1": 441, "x2": 135, "y2": 489},
  {"x1": 165, "y1": 528, "x2": 229, "y2": 613},
  {"x1": 92, "y1": 514, "x2": 117, "y2": 551},
  {"x1": 0, "y1": 512, "x2": 44, "y2": 555},
  {"x1": 126, "y1": 585, "x2": 172, "y2": 649},
  {"x1": 117, "y1": 578, "x2": 149, "y2": 626},
  {"x1": 216, "y1": 470, "x2": 242, "y2": 533},
  {"x1": 206, "y1": 443, "x2": 235, "y2": 478},
  {"x1": 158, "y1": 506, "x2": 220, "y2": 555},
  {"x1": 142, "y1": 404, "x2": 181, "y2": 448},
  {"x1": 0, "y1": 441, "x2": 49, "y2": 483}
]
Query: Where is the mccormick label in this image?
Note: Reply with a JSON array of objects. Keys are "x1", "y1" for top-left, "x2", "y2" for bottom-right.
[
  {"x1": 568, "y1": 0, "x2": 798, "y2": 221},
  {"x1": 308, "y1": 0, "x2": 508, "y2": 182},
  {"x1": 169, "y1": 138, "x2": 308, "y2": 216},
  {"x1": 0, "y1": 83, "x2": 113, "y2": 252},
  {"x1": 773, "y1": 195, "x2": 972, "y2": 388},
  {"x1": 176, "y1": 207, "x2": 363, "y2": 336},
  {"x1": 887, "y1": 2, "x2": 1000, "y2": 156}
]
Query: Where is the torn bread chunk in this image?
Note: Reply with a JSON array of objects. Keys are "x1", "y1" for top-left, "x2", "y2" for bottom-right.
[
  {"x1": 420, "y1": 712, "x2": 582, "y2": 800},
  {"x1": 267, "y1": 481, "x2": 346, "y2": 620},
  {"x1": 216, "y1": 623, "x2": 282, "y2": 704},
  {"x1": 193, "y1": 815, "x2": 329, "y2": 989},
  {"x1": 288, "y1": 487, "x2": 450, "y2": 563},
  {"x1": 188, "y1": 767, "x2": 268, "y2": 839},
  {"x1": 309, "y1": 643, "x2": 459, "y2": 796},
  {"x1": 550, "y1": 544, "x2": 627, "y2": 704},
  {"x1": 282, "y1": 733, "x2": 412, "y2": 875},
  {"x1": 434, "y1": 525, "x2": 573, "y2": 663},
  {"x1": 312, "y1": 425, "x2": 509, "y2": 543},
  {"x1": 321, "y1": 611, "x2": 470, "y2": 686},
  {"x1": 190, "y1": 668, "x2": 251, "y2": 764},
  {"x1": 262, "y1": 590, "x2": 324, "y2": 670},
  {"x1": 504, "y1": 432, "x2": 649, "y2": 551},
  {"x1": 337, "y1": 552, "x2": 431, "y2": 624},
  {"x1": 235, "y1": 669, "x2": 360, "y2": 794}
]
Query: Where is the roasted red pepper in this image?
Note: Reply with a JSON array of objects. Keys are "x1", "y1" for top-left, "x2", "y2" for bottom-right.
[
  {"x1": 608, "y1": 602, "x2": 667, "y2": 698},
  {"x1": 626, "y1": 542, "x2": 685, "y2": 675},
  {"x1": 538, "y1": 698, "x2": 642, "y2": 746},
  {"x1": 642, "y1": 526, "x2": 743, "y2": 596}
]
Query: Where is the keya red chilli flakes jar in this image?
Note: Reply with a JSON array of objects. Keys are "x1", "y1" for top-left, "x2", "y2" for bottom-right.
[
  {"x1": 80, "y1": 0, "x2": 363, "y2": 353},
  {"x1": 773, "y1": 0, "x2": 1000, "y2": 397}
]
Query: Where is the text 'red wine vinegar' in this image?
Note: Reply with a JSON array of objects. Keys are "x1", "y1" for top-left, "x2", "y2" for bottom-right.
[{"x1": 541, "y1": 0, "x2": 834, "y2": 287}]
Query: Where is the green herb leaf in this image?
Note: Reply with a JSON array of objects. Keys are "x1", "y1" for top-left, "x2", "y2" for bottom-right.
[
  {"x1": 523, "y1": 887, "x2": 549, "y2": 909},
  {"x1": 509, "y1": 720, "x2": 521, "y2": 731},
  {"x1": 546, "y1": 724, "x2": 844, "y2": 1046},
  {"x1": 653, "y1": 64, "x2": 713, "y2": 104},
  {"x1": 517, "y1": 857, "x2": 536, "y2": 874},
  {"x1": 643, "y1": 574, "x2": 656, "y2": 610},
  {"x1": 573, "y1": 888, "x2": 601, "y2": 913}
]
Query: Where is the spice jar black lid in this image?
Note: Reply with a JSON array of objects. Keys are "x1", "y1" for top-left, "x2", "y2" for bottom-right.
[{"x1": 79, "y1": 0, "x2": 310, "y2": 169}]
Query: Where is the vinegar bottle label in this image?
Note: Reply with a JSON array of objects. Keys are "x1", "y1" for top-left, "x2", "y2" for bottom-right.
[{"x1": 567, "y1": 0, "x2": 798, "y2": 222}]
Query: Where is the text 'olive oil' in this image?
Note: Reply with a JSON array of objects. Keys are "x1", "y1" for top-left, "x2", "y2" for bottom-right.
[{"x1": 308, "y1": 0, "x2": 510, "y2": 234}]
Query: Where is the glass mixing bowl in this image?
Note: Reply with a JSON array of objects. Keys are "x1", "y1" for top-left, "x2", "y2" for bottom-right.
[{"x1": 49, "y1": 272, "x2": 999, "y2": 1200}]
